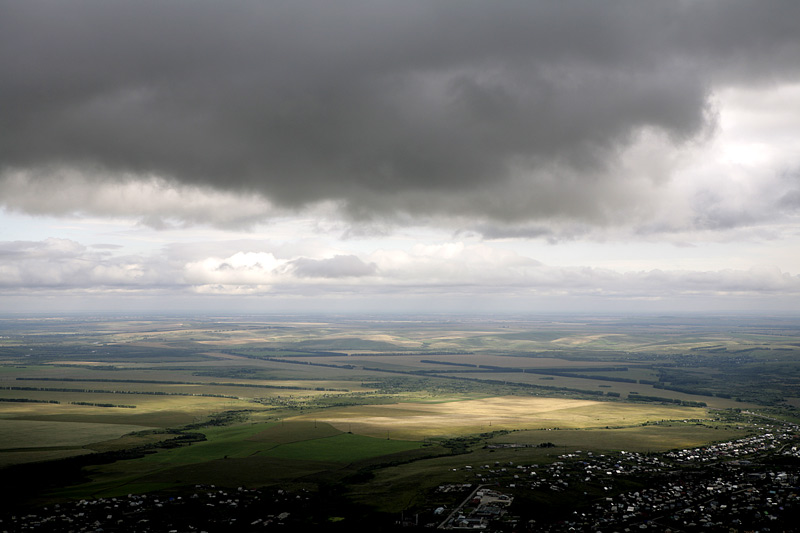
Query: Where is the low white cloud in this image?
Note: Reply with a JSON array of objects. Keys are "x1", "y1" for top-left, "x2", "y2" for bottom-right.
[
  {"x1": 0, "y1": 238, "x2": 166, "y2": 289},
  {"x1": 368, "y1": 243, "x2": 540, "y2": 285},
  {"x1": 2, "y1": 236, "x2": 799, "y2": 311},
  {"x1": 288, "y1": 255, "x2": 377, "y2": 279}
]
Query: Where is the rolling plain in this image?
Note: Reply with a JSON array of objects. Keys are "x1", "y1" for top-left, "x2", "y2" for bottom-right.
[{"x1": 1, "y1": 313, "x2": 799, "y2": 529}]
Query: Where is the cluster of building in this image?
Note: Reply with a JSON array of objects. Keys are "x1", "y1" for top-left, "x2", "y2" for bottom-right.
[
  {"x1": 461, "y1": 449, "x2": 667, "y2": 495},
  {"x1": 0, "y1": 486, "x2": 308, "y2": 532},
  {"x1": 584, "y1": 472, "x2": 800, "y2": 532},
  {"x1": 665, "y1": 430, "x2": 788, "y2": 463},
  {"x1": 436, "y1": 487, "x2": 513, "y2": 530},
  {"x1": 438, "y1": 424, "x2": 800, "y2": 531}
]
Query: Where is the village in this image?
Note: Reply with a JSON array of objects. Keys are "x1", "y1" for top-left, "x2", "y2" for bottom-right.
[
  {"x1": 431, "y1": 422, "x2": 800, "y2": 531},
  {"x1": 0, "y1": 485, "x2": 314, "y2": 532},
  {"x1": 2, "y1": 423, "x2": 799, "y2": 532}
]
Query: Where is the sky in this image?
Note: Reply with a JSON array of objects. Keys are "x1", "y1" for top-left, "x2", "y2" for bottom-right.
[{"x1": 1, "y1": 0, "x2": 799, "y2": 315}]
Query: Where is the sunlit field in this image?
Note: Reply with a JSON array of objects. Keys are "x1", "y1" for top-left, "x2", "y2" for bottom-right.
[{"x1": 294, "y1": 396, "x2": 710, "y2": 440}]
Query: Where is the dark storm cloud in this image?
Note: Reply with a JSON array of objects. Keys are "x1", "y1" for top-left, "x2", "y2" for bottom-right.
[{"x1": 1, "y1": 1, "x2": 798, "y2": 223}]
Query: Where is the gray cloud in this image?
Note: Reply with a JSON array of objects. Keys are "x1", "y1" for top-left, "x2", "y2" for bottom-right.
[
  {"x1": 779, "y1": 189, "x2": 800, "y2": 211},
  {"x1": 3, "y1": 238, "x2": 799, "y2": 311},
  {"x1": 0, "y1": 238, "x2": 167, "y2": 288},
  {"x1": 1, "y1": 1, "x2": 799, "y2": 225},
  {"x1": 288, "y1": 255, "x2": 377, "y2": 279}
]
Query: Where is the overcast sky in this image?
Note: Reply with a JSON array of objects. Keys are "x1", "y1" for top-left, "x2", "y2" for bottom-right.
[{"x1": 1, "y1": 0, "x2": 799, "y2": 314}]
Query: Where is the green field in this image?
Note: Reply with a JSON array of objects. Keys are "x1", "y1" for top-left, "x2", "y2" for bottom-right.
[
  {"x1": 1, "y1": 314, "x2": 799, "y2": 512},
  {"x1": 489, "y1": 423, "x2": 751, "y2": 452},
  {"x1": 47, "y1": 420, "x2": 430, "y2": 499}
]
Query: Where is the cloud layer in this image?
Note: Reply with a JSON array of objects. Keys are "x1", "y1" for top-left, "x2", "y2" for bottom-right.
[
  {"x1": 2, "y1": 1, "x2": 799, "y2": 230},
  {"x1": 3, "y1": 238, "x2": 798, "y2": 310},
  {"x1": 2, "y1": 2, "x2": 799, "y2": 314}
]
